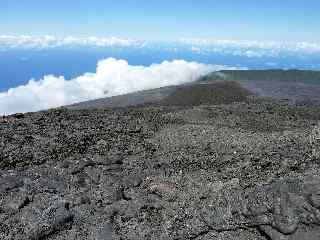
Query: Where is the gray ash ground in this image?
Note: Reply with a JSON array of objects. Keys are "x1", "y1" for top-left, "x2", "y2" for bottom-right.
[{"x1": 1, "y1": 81, "x2": 320, "y2": 240}]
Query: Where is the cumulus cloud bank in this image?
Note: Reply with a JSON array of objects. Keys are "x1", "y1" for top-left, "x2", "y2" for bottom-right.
[
  {"x1": 0, "y1": 35, "x2": 144, "y2": 50},
  {"x1": 178, "y1": 38, "x2": 320, "y2": 57},
  {"x1": 1, "y1": 35, "x2": 320, "y2": 57},
  {"x1": 0, "y1": 58, "x2": 234, "y2": 115}
]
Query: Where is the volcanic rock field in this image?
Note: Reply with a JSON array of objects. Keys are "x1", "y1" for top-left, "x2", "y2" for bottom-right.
[{"x1": 1, "y1": 72, "x2": 320, "y2": 240}]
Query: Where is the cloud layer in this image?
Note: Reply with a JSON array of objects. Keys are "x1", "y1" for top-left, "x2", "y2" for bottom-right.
[
  {"x1": 1, "y1": 35, "x2": 320, "y2": 57},
  {"x1": 0, "y1": 58, "x2": 234, "y2": 115},
  {"x1": 0, "y1": 35, "x2": 144, "y2": 50},
  {"x1": 178, "y1": 38, "x2": 320, "y2": 57}
]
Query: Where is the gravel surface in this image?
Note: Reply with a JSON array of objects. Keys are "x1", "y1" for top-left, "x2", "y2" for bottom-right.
[{"x1": 1, "y1": 81, "x2": 320, "y2": 239}]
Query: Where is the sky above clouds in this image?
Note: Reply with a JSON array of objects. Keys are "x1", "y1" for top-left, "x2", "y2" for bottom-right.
[{"x1": 1, "y1": 0, "x2": 320, "y2": 41}]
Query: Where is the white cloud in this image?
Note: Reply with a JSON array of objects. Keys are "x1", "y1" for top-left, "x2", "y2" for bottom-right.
[
  {"x1": 0, "y1": 58, "x2": 236, "y2": 115},
  {"x1": 1, "y1": 35, "x2": 320, "y2": 57},
  {"x1": 0, "y1": 35, "x2": 144, "y2": 50},
  {"x1": 179, "y1": 38, "x2": 320, "y2": 57},
  {"x1": 191, "y1": 46, "x2": 201, "y2": 53}
]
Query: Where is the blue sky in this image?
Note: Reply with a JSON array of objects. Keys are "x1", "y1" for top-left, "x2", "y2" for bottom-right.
[{"x1": 1, "y1": 0, "x2": 320, "y2": 41}]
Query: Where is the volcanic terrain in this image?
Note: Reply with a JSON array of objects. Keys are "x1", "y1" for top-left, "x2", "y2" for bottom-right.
[{"x1": 1, "y1": 70, "x2": 320, "y2": 240}]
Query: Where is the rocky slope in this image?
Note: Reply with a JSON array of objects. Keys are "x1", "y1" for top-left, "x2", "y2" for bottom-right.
[
  {"x1": 199, "y1": 70, "x2": 320, "y2": 102},
  {"x1": 1, "y1": 80, "x2": 320, "y2": 240}
]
